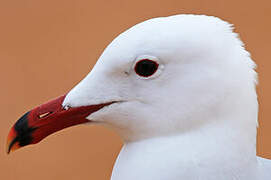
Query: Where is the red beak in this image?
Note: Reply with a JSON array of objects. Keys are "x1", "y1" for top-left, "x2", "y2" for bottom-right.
[{"x1": 6, "y1": 95, "x2": 114, "y2": 154}]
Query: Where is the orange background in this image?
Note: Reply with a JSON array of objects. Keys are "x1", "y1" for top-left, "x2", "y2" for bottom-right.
[{"x1": 0, "y1": 0, "x2": 270, "y2": 179}]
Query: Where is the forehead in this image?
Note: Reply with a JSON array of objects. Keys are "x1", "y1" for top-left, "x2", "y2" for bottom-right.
[{"x1": 96, "y1": 15, "x2": 233, "y2": 69}]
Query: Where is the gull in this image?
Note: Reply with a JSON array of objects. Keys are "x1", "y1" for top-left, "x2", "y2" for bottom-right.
[{"x1": 7, "y1": 14, "x2": 271, "y2": 180}]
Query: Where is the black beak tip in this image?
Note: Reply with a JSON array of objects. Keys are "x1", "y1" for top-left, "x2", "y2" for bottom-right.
[{"x1": 7, "y1": 111, "x2": 36, "y2": 154}]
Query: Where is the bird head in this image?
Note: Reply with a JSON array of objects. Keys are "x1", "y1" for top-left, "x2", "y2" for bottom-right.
[{"x1": 7, "y1": 15, "x2": 257, "y2": 153}]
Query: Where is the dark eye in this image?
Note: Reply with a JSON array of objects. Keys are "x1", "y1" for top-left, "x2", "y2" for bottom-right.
[{"x1": 134, "y1": 59, "x2": 159, "y2": 77}]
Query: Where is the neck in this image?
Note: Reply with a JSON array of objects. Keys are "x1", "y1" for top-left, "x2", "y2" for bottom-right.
[{"x1": 111, "y1": 115, "x2": 259, "y2": 180}]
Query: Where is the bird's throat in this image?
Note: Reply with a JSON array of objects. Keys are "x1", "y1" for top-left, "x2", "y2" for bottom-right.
[{"x1": 111, "y1": 121, "x2": 258, "y2": 180}]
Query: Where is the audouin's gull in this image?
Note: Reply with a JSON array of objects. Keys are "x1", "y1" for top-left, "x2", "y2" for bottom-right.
[{"x1": 7, "y1": 14, "x2": 271, "y2": 180}]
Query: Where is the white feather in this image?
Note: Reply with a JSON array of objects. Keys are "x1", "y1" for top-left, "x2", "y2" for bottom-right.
[{"x1": 63, "y1": 14, "x2": 270, "y2": 179}]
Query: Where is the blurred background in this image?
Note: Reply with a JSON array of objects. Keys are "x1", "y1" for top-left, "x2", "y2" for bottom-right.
[{"x1": 0, "y1": 0, "x2": 270, "y2": 179}]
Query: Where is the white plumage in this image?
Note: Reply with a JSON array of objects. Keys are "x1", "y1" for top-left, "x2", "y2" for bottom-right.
[{"x1": 63, "y1": 14, "x2": 271, "y2": 179}]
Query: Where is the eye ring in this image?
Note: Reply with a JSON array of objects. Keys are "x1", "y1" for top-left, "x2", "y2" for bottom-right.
[{"x1": 134, "y1": 59, "x2": 159, "y2": 77}]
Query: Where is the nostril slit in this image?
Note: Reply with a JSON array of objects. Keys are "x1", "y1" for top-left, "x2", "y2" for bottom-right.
[{"x1": 38, "y1": 112, "x2": 52, "y2": 119}]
